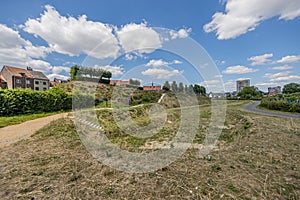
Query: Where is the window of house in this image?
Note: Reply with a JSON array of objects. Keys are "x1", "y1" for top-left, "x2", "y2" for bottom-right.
[
  {"x1": 16, "y1": 79, "x2": 21, "y2": 84},
  {"x1": 26, "y1": 80, "x2": 30, "y2": 84},
  {"x1": 35, "y1": 87, "x2": 39, "y2": 90},
  {"x1": 43, "y1": 82, "x2": 46, "y2": 85},
  {"x1": 35, "y1": 81, "x2": 39, "y2": 84}
]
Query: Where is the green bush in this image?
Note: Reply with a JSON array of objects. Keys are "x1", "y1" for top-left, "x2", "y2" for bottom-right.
[
  {"x1": 260, "y1": 93, "x2": 300, "y2": 113},
  {"x1": 0, "y1": 88, "x2": 74, "y2": 116}
]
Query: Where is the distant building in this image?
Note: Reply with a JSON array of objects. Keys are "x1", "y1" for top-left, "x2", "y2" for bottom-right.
[
  {"x1": 268, "y1": 86, "x2": 281, "y2": 96},
  {"x1": 50, "y1": 78, "x2": 68, "y2": 87},
  {"x1": 237, "y1": 79, "x2": 250, "y2": 93},
  {"x1": 143, "y1": 85, "x2": 162, "y2": 91},
  {"x1": 110, "y1": 80, "x2": 129, "y2": 85},
  {"x1": 208, "y1": 92, "x2": 226, "y2": 99},
  {"x1": 0, "y1": 65, "x2": 49, "y2": 90}
]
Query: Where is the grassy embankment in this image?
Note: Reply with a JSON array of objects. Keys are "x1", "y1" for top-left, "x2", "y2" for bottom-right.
[{"x1": 0, "y1": 100, "x2": 299, "y2": 199}]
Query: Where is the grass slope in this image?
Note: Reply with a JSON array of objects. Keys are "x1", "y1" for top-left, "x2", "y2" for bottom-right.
[{"x1": 0, "y1": 102, "x2": 299, "y2": 199}]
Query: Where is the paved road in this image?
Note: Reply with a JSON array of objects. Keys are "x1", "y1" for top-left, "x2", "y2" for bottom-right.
[{"x1": 242, "y1": 101, "x2": 300, "y2": 119}]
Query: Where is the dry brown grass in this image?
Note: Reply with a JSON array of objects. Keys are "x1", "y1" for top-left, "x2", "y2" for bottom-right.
[{"x1": 0, "y1": 102, "x2": 299, "y2": 199}]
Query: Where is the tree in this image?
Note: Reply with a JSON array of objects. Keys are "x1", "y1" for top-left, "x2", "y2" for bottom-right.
[
  {"x1": 193, "y1": 84, "x2": 206, "y2": 95},
  {"x1": 283, "y1": 83, "x2": 300, "y2": 94},
  {"x1": 238, "y1": 86, "x2": 262, "y2": 100},
  {"x1": 178, "y1": 82, "x2": 184, "y2": 93},
  {"x1": 129, "y1": 79, "x2": 141, "y2": 86},
  {"x1": 184, "y1": 85, "x2": 188, "y2": 93},
  {"x1": 163, "y1": 81, "x2": 170, "y2": 91},
  {"x1": 70, "y1": 65, "x2": 80, "y2": 81},
  {"x1": 171, "y1": 81, "x2": 178, "y2": 92}
]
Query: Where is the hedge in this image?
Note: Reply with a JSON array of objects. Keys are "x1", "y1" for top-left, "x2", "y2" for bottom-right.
[
  {"x1": 0, "y1": 88, "x2": 94, "y2": 116},
  {"x1": 260, "y1": 94, "x2": 300, "y2": 113}
]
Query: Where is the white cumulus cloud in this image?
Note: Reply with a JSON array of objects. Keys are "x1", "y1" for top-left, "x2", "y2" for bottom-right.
[
  {"x1": 141, "y1": 68, "x2": 181, "y2": 79},
  {"x1": 223, "y1": 65, "x2": 258, "y2": 74},
  {"x1": 277, "y1": 55, "x2": 300, "y2": 64},
  {"x1": 117, "y1": 22, "x2": 161, "y2": 54},
  {"x1": 248, "y1": 53, "x2": 273, "y2": 66},
  {"x1": 272, "y1": 65, "x2": 294, "y2": 70},
  {"x1": 145, "y1": 59, "x2": 182, "y2": 68},
  {"x1": 23, "y1": 5, "x2": 120, "y2": 59},
  {"x1": 0, "y1": 24, "x2": 52, "y2": 71},
  {"x1": 204, "y1": 0, "x2": 300, "y2": 39},
  {"x1": 94, "y1": 65, "x2": 124, "y2": 77},
  {"x1": 169, "y1": 28, "x2": 192, "y2": 39}
]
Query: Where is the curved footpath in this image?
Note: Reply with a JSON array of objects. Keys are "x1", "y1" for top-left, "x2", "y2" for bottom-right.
[
  {"x1": 242, "y1": 101, "x2": 300, "y2": 120},
  {"x1": 0, "y1": 113, "x2": 69, "y2": 148}
]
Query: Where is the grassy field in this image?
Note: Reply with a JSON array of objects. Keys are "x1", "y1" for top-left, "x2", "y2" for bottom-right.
[
  {"x1": 0, "y1": 101, "x2": 299, "y2": 199},
  {"x1": 0, "y1": 111, "x2": 67, "y2": 128}
]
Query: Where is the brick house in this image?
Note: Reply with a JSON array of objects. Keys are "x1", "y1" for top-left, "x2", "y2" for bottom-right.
[
  {"x1": 0, "y1": 66, "x2": 49, "y2": 90},
  {"x1": 143, "y1": 85, "x2": 162, "y2": 91},
  {"x1": 110, "y1": 80, "x2": 129, "y2": 85},
  {"x1": 0, "y1": 74, "x2": 7, "y2": 89}
]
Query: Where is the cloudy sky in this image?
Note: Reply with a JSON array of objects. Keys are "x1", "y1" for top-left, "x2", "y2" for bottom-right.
[{"x1": 0, "y1": 0, "x2": 299, "y2": 92}]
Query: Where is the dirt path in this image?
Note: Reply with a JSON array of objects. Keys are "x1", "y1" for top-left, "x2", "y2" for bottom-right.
[
  {"x1": 0, "y1": 113, "x2": 69, "y2": 148},
  {"x1": 242, "y1": 101, "x2": 300, "y2": 119}
]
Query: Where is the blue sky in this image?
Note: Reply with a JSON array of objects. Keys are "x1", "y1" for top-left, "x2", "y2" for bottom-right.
[{"x1": 0, "y1": 0, "x2": 299, "y2": 92}]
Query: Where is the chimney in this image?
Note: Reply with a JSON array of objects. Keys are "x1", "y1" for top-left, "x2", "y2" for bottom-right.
[{"x1": 27, "y1": 66, "x2": 33, "y2": 71}]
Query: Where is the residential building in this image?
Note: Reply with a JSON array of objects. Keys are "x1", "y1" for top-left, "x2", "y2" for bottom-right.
[
  {"x1": 50, "y1": 78, "x2": 67, "y2": 87},
  {"x1": 0, "y1": 74, "x2": 7, "y2": 89},
  {"x1": 143, "y1": 85, "x2": 162, "y2": 91},
  {"x1": 268, "y1": 86, "x2": 281, "y2": 96},
  {"x1": 110, "y1": 80, "x2": 129, "y2": 85},
  {"x1": 236, "y1": 79, "x2": 250, "y2": 93},
  {"x1": 0, "y1": 65, "x2": 49, "y2": 90}
]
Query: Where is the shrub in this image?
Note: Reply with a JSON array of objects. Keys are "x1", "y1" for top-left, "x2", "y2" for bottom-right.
[{"x1": 0, "y1": 88, "x2": 73, "y2": 116}]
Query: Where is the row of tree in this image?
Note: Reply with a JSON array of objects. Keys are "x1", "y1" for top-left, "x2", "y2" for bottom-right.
[
  {"x1": 70, "y1": 65, "x2": 112, "y2": 83},
  {"x1": 236, "y1": 83, "x2": 300, "y2": 100},
  {"x1": 162, "y1": 81, "x2": 206, "y2": 95}
]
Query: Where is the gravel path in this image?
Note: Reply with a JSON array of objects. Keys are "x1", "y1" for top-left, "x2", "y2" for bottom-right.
[
  {"x1": 0, "y1": 113, "x2": 69, "y2": 148},
  {"x1": 242, "y1": 101, "x2": 300, "y2": 119}
]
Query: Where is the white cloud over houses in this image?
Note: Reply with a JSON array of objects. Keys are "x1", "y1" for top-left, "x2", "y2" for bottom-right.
[
  {"x1": 141, "y1": 68, "x2": 181, "y2": 79},
  {"x1": 222, "y1": 65, "x2": 258, "y2": 74},
  {"x1": 0, "y1": 24, "x2": 52, "y2": 72},
  {"x1": 169, "y1": 28, "x2": 192, "y2": 39},
  {"x1": 277, "y1": 55, "x2": 300, "y2": 64},
  {"x1": 204, "y1": 0, "x2": 300, "y2": 39},
  {"x1": 248, "y1": 53, "x2": 273, "y2": 66},
  {"x1": 23, "y1": 5, "x2": 120, "y2": 59},
  {"x1": 117, "y1": 22, "x2": 162, "y2": 54},
  {"x1": 94, "y1": 65, "x2": 124, "y2": 77}
]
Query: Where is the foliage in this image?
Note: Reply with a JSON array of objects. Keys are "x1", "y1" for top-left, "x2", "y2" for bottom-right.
[
  {"x1": 70, "y1": 65, "x2": 112, "y2": 83},
  {"x1": 193, "y1": 84, "x2": 206, "y2": 95},
  {"x1": 238, "y1": 86, "x2": 262, "y2": 100},
  {"x1": 129, "y1": 79, "x2": 141, "y2": 86},
  {"x1": 283, "y1": 83, "x2": 300, "y2": 94},
  {"x1": 260, "y1": 93, "x2": 300, "y2": 113},
  {"x1": 0, "y1": 88, "x2": 94, "y2": 116},
  {"x1": 163, "y1": 81, "x2": 170, "y2": 91}
]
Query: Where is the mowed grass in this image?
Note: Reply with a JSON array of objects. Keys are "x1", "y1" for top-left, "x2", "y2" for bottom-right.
[
  {"x1": 0, "y1": 101, "x2": 299, "y2": 199},
  {"x1": 0, "y1": 111, "x2": 67, "y2": 128}
]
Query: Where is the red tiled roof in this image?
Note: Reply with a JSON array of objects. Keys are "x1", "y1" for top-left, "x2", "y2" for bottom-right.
[{"x1": 3, "y1": 66, "x2": 32, "y2": 78}]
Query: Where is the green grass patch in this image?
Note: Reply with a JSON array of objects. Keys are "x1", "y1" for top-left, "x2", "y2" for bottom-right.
[{"x1": 0, "y1": 111, "x2": 67, "y2": 128}]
